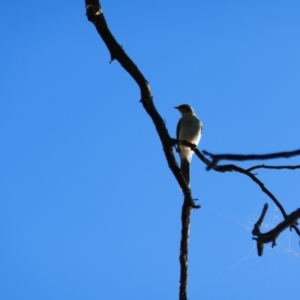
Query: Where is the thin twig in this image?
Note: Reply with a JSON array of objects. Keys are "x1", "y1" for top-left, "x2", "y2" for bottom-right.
[
  {"x1": 247, "y1": 164, "x2": 300, "y2": 172},
  {"x1": 203, "y1": 148, "x2": 300, "y2": 165}
]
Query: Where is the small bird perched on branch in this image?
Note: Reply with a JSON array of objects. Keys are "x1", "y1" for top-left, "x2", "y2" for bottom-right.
[{"x1": 175, "y1": 104, "x2": 203, "y2": 186}]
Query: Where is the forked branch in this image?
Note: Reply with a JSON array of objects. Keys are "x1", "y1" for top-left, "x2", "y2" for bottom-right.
[
  {"x1": 173, "y1": 140, "x2": 300, "y2": 249},
  {"x1": 252, "y1": 204, "x2": 300, "y2": 256}
]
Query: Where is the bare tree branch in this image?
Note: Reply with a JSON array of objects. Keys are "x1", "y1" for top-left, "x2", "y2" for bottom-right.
[
  {"x1": 174, "y1": 140, "x2": 286, "y2": 214},
  {"x1": 179, "y1": 200, "x2": 192, "y2": 300},
  {"x1": 252, "y1": 205, "x2": 300, "y2": 256},
  {"x1": 85, "y1": 0, "x2": 198, "y2": 207},
  {"x1": 172, "y1": 140, "x2": 300, "y2": 245},
  {"x1": 247, "y1": 164, "x2": 300, "y2": 172},
  {"x1": 203, "y1": 148, "x2": 300, "y2": 168},
  {"x1": 85, "y1": 2, "x2": 199, "y2": 299}
]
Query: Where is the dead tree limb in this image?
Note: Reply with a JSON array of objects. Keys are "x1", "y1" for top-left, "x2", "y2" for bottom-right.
[
  {"x1": 172, "y1": 140, "x2": 300, "y2": 248},
  {"x1": 252, "y1": 204, "x2": 300, "y2": 256},
  {"x1": 203, "y1": 148, "x2": 300, "y2": 168},
  {"x1": 85, "y1": 2, "x2": 199, "y2": 299}
]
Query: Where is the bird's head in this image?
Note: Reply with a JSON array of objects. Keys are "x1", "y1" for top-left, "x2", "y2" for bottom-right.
[{"x1": 174, "y1": 104, "x2": 196, "y2": 116}]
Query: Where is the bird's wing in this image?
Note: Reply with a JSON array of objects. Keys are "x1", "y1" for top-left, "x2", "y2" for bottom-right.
[{"x1": 176, "y1": 118, "x2": 182, "y2": 140}]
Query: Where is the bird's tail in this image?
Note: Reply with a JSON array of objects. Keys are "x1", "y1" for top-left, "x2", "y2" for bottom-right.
[{"x1": 181, "y1": 158, "x2": 190, "y2": 186}]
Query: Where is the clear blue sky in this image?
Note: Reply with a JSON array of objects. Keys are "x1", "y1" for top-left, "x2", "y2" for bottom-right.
[{"x1": 1, "y1": 1, "x2": 300, "y2": 299}]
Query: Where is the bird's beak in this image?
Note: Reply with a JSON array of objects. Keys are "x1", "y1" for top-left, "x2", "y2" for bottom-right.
[{"x1": 174, "y1": 106, "x2": 179, "y2": 110}]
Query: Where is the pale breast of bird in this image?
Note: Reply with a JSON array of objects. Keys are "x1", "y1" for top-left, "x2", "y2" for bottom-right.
[{"x1": 178, "y1": 115, "x2": 202, "y2": 145}]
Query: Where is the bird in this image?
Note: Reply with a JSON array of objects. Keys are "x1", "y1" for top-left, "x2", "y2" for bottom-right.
[{"x1": 175, "y1": 104, "x2": 203, "y2": 186}]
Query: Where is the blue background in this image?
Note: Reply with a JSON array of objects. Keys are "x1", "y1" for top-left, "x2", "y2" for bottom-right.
[{"x1": 1, "y1": 1, "x2": 300, "y2": 299}]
